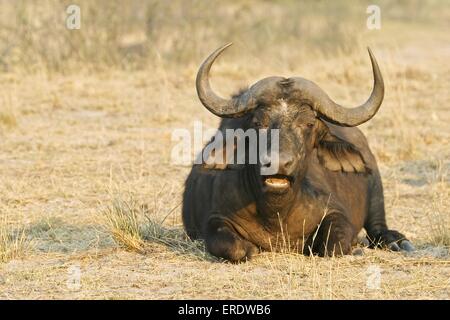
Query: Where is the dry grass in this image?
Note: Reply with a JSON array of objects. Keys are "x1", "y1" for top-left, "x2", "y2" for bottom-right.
[
  {"x1": 0, "y1": 112, "x2": 16, "y2": 130},
  {"x1": 0, "y1": 93, "x2": 18, "y2": 130},
  {"x1": 428, "y1": 211, "x2": 450, "y2": 247},
  {"x1": 426, "y1": 163, "x2": 450, "y2": 247},
  {"x1": 0, "y1": 215, "x2": 29, "y2": 263},
  {"x1": 0, "y1": 0, "x2": 449, "y2": 299},
  {"x1": 101, "y1": 190, "x2": 208, "y2": 259},
  {"x1": 102, "y1": 194, "x2": 146, "y2": 253},
  {"x1": 142, "y1": 211, "x2": 208, "y2": 260}
]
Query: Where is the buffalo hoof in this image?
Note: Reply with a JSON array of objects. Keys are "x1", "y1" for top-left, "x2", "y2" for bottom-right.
[
  {"x1": 388, "y1": 240, "x2": 415, "y2": 252},
  {"x1": 205, "y1": 221, "x2": 259, "y2": 263},
  {"x1": 224, "y1": 240, "x2": 259, "y2": 263},
  {"x1": 399, "y1": 240, "x2": 415, "y2": 252},
  {"x1": 371, "y1": 230, "x2": 415, "y2": 252},
  {"x1": 358, "y1": 236, "x2": 370, "y2": 247},
  {"x1": 352, "y1": 247, "x2": 365, "y2": 256}
]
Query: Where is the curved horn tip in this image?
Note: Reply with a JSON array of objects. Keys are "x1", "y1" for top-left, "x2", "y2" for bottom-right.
[
  {"x1": 366, "y1": 47, "x2": 379, "y2": 64},
  {"x1": 199, "y1": 43, "x2": 234, "y2": 71},
  {"x1": 313, "y1": 46, "x2": 384, "y2": 127},
  {"x1": 214, "y1": 42, "x2": 233, "y2": 54},
  {"x1": 196, "y1": 42, "x2": 241, "y2": 118}
]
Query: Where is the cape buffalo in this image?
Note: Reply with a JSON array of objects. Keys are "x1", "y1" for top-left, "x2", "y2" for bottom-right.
[{"x1": 182, "y1": 43, "x2": 414, "y2": 262}]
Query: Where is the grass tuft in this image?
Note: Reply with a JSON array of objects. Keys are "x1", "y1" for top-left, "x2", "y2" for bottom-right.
[
  {"x1": 142, "y1": 213, "x2": 207, "y2": 260},
  {"x1": 102, "y1": 194, "x2": 208, "y2": 259},
  {"x1": 102, "y1": 195, "x2": 146, "y2": 253},
  {"x1": 0, "y1": 111, "x2": 17, "y2": 128},
  {"x1": 427, "y1": 198, "x2": 450, "y2": 247},
  {"x1": 426, "y1": 161, "x2": 450, "y2": 247},
  {"x1": 0, "y1": 216, "x2": 30, "y2": 263}
]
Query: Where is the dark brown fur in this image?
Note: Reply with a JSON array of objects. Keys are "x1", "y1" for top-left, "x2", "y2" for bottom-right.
[{"x1": 183, "y1": 77, "x2": 411, "y2": 262}]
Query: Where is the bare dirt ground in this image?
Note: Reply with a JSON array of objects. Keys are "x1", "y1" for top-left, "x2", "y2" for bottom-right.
[{"x1": 0, "y1": 1, "x2": 449, "y2": 299}]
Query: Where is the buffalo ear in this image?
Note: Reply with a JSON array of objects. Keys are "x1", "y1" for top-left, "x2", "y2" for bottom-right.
[
  {"x1": 202, "y1": 141, "x2": 233, "y2": 170},
  {"x1": 316, "y1": 123, "x2": 370, "y2": 174}
]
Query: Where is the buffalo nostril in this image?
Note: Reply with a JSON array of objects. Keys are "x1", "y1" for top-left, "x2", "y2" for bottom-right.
[
  {"x1": 282, "y1": 158, "x2": 294, "y2": 170},
  {"x1": 283, "y1": 159, "x2": 293, "y2": 169}
]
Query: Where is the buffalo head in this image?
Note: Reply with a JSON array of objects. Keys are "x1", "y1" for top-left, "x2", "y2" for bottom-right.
[{"x1": 196, "y1": 43, "x2": 383, "y2": 196}]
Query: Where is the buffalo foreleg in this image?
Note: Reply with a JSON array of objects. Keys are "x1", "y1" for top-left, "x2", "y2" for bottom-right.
[
  {"x1": 205, "y1": 217, "x2": 259, "y2": 262},
  {"x1": 365, "y1": 171, "x2": 415, "y2": 252},
  {"x1": 307, "y1": 212, "x2": 356, "y2": 257}
]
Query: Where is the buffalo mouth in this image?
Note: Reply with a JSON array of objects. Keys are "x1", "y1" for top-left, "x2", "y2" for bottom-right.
[{"x1": 262, "y1": 174, "x2": 293, "y2": 193}]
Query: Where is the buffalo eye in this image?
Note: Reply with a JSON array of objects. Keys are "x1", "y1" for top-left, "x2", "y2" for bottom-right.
[
  {"x1": 251, "y1": 114, "x2": 268, "y2": 128},
  {"x1": 252, "y1": 119, "x2": 261, "y2": 127}
]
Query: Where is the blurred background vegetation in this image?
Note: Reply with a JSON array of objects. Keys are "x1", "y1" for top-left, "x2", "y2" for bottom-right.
[{"x1": 0, "y1": 0, "x2": 447, "y2": 73}]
